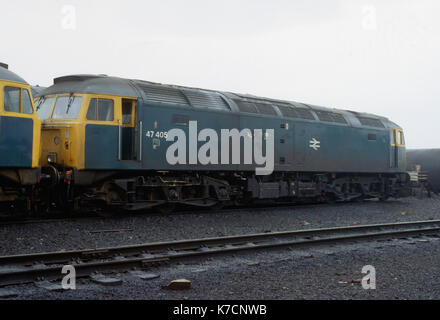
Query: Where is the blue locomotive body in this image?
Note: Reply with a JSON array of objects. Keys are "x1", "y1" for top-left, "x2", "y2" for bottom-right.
[
  {"x1": 37, "y1": 75, "x2": 409, "y2": 210},
  {"x1": 128, "y1": 102, "x2": 402, "y2": 174}
]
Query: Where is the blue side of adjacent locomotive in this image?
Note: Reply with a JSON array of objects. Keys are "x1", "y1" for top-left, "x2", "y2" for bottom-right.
[{"x1": 0, "y1": 116, "x2": 33, "y2": 167}]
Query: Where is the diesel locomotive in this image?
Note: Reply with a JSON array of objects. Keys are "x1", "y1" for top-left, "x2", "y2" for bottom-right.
[
  {"x1": 35, "y1": 74, "x2": 410, "y2": 212},
  {"x1": 0, "y1": 63, "x2": 41, "y2": 208}
]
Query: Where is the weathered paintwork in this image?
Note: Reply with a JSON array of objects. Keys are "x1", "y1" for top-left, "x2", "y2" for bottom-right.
[
  {"x1": 0, "y1": 116, "x2": 33, "y2": 167},
  {"x1": 0, "y1": 65, "x2": 41, "y2": 169},
  {"x1": 0, "y1": 65, "x2": 27, "y2": 84},
  {"x1": 38, "y1": 75, "x2": 406, "y2": 175},
  {"x1": 134, "y1": 103, "x2": 402, "y2": 173}
]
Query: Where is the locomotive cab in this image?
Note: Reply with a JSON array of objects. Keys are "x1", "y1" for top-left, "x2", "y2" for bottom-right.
[
  {"x1": 0, "y1": 63, "x2": 41, "y2": 204},
  {"x1": 390, "y1": 127, "x2": 406, "y2": 170},
  {"x1": 37, "y1": 91, "x2": 140, "y2": 180}
]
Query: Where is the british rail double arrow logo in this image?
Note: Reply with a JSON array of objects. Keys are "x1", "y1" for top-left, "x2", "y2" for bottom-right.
[{"x1": 309, "y1": 138, "x2": 321, "y2": 151}]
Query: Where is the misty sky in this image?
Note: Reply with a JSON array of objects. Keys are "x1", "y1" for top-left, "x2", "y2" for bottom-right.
[{"x1": 1, "y1": 0, "x2": 438, "y2": 148}]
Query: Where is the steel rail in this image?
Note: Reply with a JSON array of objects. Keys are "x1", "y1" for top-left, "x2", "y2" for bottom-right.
[{"x1": 0, "y1": 219, "x2": 439, "y2": 287}]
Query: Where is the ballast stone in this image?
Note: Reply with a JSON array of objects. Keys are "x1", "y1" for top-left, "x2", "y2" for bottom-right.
[
  {"x1": 163, "y1": 279, "x2": 191, "y2": 290},
  {"x1": 130, "y1": 270, "x2": 160, "y2": 280},
  {"x1": 90, "y1": 274, "x2": 123, "y2": 286},
  {"x1": 35, "y1": 280, "x2": 65, "y2": 292}
]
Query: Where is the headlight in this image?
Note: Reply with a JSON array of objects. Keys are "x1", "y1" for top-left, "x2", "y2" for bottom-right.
[{"x1": 47, "y1": 153, "x2": 57, "y2": 164}]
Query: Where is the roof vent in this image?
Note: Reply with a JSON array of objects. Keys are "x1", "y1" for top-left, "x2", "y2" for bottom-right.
[
  {"x1": 53, "y1": 75, "x2": 103, "y2": 84},
  {"x1": 0, "y1": 63, "x2": 8, "y2": 69}
]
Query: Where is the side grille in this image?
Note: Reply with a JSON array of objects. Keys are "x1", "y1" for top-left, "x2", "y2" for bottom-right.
[
  {"x1": 254, "y1": 103, "x2": 277, "y2": 115},
  {"x1": 357, "y1": 117, "x2": 385, "y2": 128},
  {"x1": 329, "y1": 113, "x2": 347, "y2": 124},
  {"x1": 295, "y1": 108, "x2": 316, "y2": 120},
  {"x1": 315, "y1": 110, "x2": 347, "y2": 124},
  {"x1": 277, "y1": 104, "x2": 316, "y2": 120},
  {"x1": 136, "y1": 83, "x2": 190, "y2": 106},
  {"x1": 183, "y1": 90, "x2": 230, "y2": 110},
  {"x1": 233, "y1": 100, "x2": 259, "y2": 114}
]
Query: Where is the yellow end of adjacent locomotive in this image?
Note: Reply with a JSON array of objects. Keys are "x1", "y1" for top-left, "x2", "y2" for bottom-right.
[{"x1": 0, "y1": 79, "x2": 41, "y2": 169}]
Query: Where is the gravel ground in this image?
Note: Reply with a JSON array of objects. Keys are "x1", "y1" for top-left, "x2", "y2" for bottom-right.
[
  {"x1": 0, "y1": 196, "x2": 439, "y2": 300},
  {"x1": 4, "y1": 233, "x2": 440, "y2": 300},
  {"x1": 0, "y1": 196, "x2": 439, "y2": 256}
]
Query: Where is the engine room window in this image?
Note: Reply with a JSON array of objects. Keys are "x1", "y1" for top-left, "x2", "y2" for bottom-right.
[
  {"x1": 3, "y1": 86, "x2": 21, "y2": 113},
  {"x1": 36, "y1": 96, "x2": 55, "y2": 119},
  {"x1": 52, "y1": 96, "x2": 83, "y2": 119},
  {"x1": 22, "y1": 89, "x2": 33, "y2": 114},
  {"x1": 172, "y1": 114, "x2": 190, "y2": 125},
  {"x1": 86, "y1": 98, "x2": 114, "y2": 122},
  {"x1": 368, "y1": 134, "x2": 377, "y2": 141}
]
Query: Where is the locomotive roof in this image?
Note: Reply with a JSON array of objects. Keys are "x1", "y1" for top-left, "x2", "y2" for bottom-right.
[
  {"x1": 0, "y1": 64, "x2": 28, "y2": 84},
  {"x1": 39, "y1": 74, "x2": 392, "y2": 127},
  {"x1": 31, "y1": 85, "x2": 47, "y2": 97}
]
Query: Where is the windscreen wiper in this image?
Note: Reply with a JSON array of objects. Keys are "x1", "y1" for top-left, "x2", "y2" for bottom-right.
[
  {"x1": 66, "y1": 94, "x2": 74, "y2": 114},
  {"x1": 36, "y1": 97, "x2": 44, "y2": 111}
]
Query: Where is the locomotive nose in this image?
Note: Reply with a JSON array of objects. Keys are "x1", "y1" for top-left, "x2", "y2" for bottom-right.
[{"x1": 41, "y1": 127, "x2": 64, "y2": 166}]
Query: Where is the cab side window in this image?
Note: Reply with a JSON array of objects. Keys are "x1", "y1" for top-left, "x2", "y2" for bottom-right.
[
  {"x1": 397, "y1": 130, "x2": 405, "y2": 145},
  {"x1": 87, "y1": 98, "x2": 114, "y2": 122},
  {"x1": 22, "y1": 89, "x2": 33, "y2": 114},
  {"x1": 4, "y1": 87, "x2": 21, "y2": 113},
  {"x1": 391, "y1": 129, "x2": 405, "y2": 146},
  {"x1": 3, "y1": 87, "x2": 34, "y2": 114},
  {"x1": 86, "y1": 99, "x2": 97, "y2": 120},
  {"x1": 98, "y1": 99, "x2": 114, "y2": 121}
]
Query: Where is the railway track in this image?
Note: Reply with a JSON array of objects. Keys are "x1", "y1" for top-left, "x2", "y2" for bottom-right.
[{"x1": 1, "y1": 219, "x2": 439, "y2": 287}]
